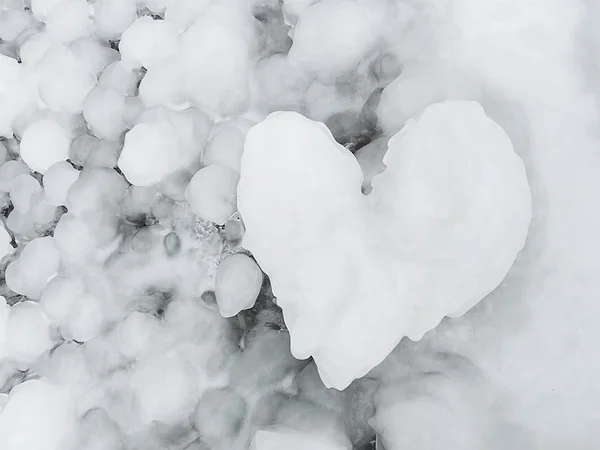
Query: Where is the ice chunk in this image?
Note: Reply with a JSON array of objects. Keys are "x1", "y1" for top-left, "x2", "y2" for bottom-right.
[
  {"x1": 9, "y1": 174, "x2": 41, "y2": 213},
  {"x1": 252, "y1": 428, "x2": 351, "y2": 450},
  {"x1": 185, "y1": 165, "x2": 239, "y2": 225},
  {"x1": 66, "y1": 167, "x2": 128, "y2": 215},
  {"x1": 202, "y1": 122, "x2": 246, "y2": 173},
  {"x1": 43, "y1": 161, "x2": 80, "y2": 207},
  {"x1": 30, "y1": 193, "x2": 58, "y2": 225},
  {"x1": 53, "y1": 211, "x2": 117, "y2": 264},
  {"x1": 6, "y1": 301, "x2": 53, "y2": 362},
  {"x1": 0, "y1": 161, "x2": 30, "y2": 192},
  {"x1": 192, "y1": 387, "x2": 247, "y2": 445},
  {"x1": 46, "y1": 0, "x2": 92, "y2": 43},
  {"x1": 119, "y1": 108, "x2": 210, "y2": 186},
  {"x1": 0, "y1": 393, "x2": 7, "y2": 414},
  {"x1": 237, "y1": 103, "x2": 531, "y2": 389},
  {"x1": 37, "y1": 45, "x2": 97, "y2": 113},
  {"x1": 282, "y1": 0, "x2": 316, "y2": 27},
  {"x1": 19, "y1": 119, "x2": 71, "y2": 173},
  {"x1": 164, "y1": 0, "x2": 213, "y2": 31},
  {"x1": 0, "y1": 379, "x2": 76, "y2": 450},
  {"x1": 69, "y1": 37, "x2": 120, "y2": 77},
  {"x1": 98, "y1": 61, "x2": 138, "y2": 96},
  {"x1": 0, "y1": 142, "x2": 7, "y2": 165},
  {"x1": 70, "y1": 408, "x2": 126, "y2": 450},
  {"x1": 215, "y1": 254, "x2": 262, "y2": 318},
  {"x1": 40, "y1": 276, "x2": 86, "y2": 329},
  {"x1": 31, "y1": 0, "x2": 65, "y2": 22},
  {"x1": 128, "y1": 354, "x2": 199, "y2": 424},
  {"x1": 45, "y1": 341, "x2": 91, "y2": 384},
  {"x1": 119, "y1": 17, "x2": 179, "y2": 69},
  {"x1": 6, "y1": 210, "x2": 36, "y2": 239},
  {"x1": 5, "y1": 237, "x2": 60, "y2": 300},
  {"x1": 39, "y1": 275, "x2": 106, "y2": 342},
  {"x1": 179, "y1": 9, "x2": 252, "y2": 115},
  {"x1": 138, "y1": 57, "x2": 189, "y2": 110},
  {"x1": 288, "y1": 0, "x2": 385, "y2": 78},
  {"x1": 92, "y1": 0, "x2": 137, "y2": 40},
  {"x1": 0, "y1": 55, "x2": 31, "y2": 137},
  {"x1": 83, "y1": 86, "x2": 127, "y2": 140},
  {"x1": 0, "y1": 9, "x2": 36, "y2": 42},
  {"x1": 114, "y1": 312, "x2": 166, "y2": 360},
  {"x1": 0, "y1": 224, "x2": 13, "y2": 260}
]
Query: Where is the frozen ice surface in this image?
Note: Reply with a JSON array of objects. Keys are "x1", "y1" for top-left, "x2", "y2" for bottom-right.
[
  {"x1": 0, "y1": 0, "x2": 598, "y2": 448},
  {"x1": 238, "y1": 104, "x2": 531, "y2": 389},
  {"x1": 215, "y1": 253, "x2": 262, "y2": 318}
]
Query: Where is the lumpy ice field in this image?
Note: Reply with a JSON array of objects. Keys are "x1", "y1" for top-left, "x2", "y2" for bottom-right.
[{"x1": 0, "y1": 0, "x2": 598, "y2": 448}]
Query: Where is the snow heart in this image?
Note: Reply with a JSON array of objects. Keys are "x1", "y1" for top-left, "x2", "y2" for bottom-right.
[{"x1": 237, "y1": 101, "x2": 531, "y2": 389}]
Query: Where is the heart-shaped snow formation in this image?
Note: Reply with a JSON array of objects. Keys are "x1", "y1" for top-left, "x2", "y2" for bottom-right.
[{"x1": 238, "y1": 101, "x2": 531, "y2": 389}]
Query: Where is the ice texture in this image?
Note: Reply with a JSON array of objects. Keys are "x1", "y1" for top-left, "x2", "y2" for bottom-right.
[{"x1": 238, "y1": 104, "x2": 531, "y2": 389}]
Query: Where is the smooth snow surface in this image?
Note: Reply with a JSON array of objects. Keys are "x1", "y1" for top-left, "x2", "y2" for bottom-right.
[
  {"x1": 238, "y1": 104, "x2": 531, "y2": 389},
  {"x1": 0, "y1": 0, "x2": 599, "y2": 448}
]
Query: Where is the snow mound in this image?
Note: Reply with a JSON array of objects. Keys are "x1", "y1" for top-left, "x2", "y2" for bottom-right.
[{"x1": 238, "y1": 102, "x2": 531, "y2": 389}]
